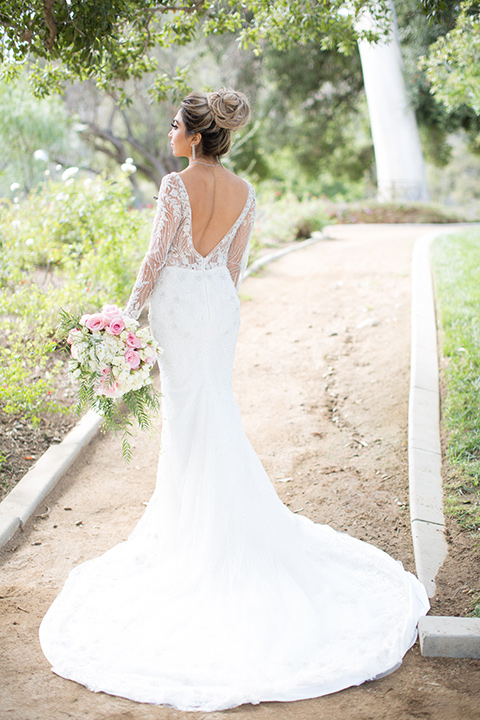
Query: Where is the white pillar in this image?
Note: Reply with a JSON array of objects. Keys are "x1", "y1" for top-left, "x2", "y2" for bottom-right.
[{"x1": 357, "y1": 2, "x2": 429, "y2": 202}]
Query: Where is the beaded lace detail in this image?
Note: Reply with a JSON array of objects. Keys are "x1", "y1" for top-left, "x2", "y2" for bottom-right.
[{"x1": 125, "y1": 172, "x2": 255, "y2": 319}]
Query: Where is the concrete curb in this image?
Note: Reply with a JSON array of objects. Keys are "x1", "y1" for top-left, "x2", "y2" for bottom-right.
[
  {"x1": 0, "y1": 410, "x2": 102, "y2": 548},
  {"x1": 409, "y1": 226, "x2": 480, "y2": 657},
  {"x1": 409, "y1": 230, "x2": 448, "y2": 598},
  {"x1": 419, "y1": 616, "x2": 480, "y2": 658},
  {"x1": 0, "y1": 234, "x2": 326, "y2": 551}
]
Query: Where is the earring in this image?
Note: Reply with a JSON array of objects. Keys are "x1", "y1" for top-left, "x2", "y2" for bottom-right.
[{"x1": 192, "y1": 144, "x2": 196, "y2": 161}]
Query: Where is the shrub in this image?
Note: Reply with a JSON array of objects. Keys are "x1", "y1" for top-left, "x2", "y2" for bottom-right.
[{"x1": 0, "y1": 170, "x2": 154, "y2": 423}]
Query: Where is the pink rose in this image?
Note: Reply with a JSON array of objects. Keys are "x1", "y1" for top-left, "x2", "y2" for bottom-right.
[
  {"x1": 105, "y1": 316, "x2": 125, "y2": 335},
  {"x1": 84, "y1": 313, "x2": 106, "y2": 332},
  {"x1": 124, "y1": 348, "x2": 141, "y2": 370},
  {"x1": 100, "y1": 366, "x2": 111, "y2": 378},
  {"x1": 125, "y1": 332, "x2": 142, "y2": 349},
  {"x1": 96, "y1": 380, "x2": 120, "y2": 398},
  {"x1": 144, "y1": 355, "x2": 156, "y2": 365},
  {"x1": 101, "y1": 304, "x2": 123, "y2": 321}
]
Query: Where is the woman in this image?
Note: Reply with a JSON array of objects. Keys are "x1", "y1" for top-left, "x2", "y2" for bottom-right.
[{"x1": 40, "y1": 89, "x2": 429, "y2": 712}]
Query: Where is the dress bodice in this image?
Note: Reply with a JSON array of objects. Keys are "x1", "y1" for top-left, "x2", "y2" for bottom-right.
[{"x1": 125, "y1": 172, "x2": 256, "y2": 320}]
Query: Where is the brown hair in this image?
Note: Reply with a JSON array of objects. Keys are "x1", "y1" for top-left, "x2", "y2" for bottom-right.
[{"x1": 180, "y1": 88, "x2": 250, "y2": 158}]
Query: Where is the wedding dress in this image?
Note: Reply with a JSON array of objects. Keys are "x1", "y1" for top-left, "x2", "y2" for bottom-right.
[{"x1": 40, "y1": 172, "x2": 429, "y2": 712}]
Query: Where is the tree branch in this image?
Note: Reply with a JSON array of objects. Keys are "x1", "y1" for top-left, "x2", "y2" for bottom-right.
[{"x1": 43, "y1": 0, "x2": 57, "y2": 52}]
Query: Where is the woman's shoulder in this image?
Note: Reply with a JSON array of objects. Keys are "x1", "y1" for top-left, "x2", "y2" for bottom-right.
[
  {"x1": 160, "y1": 171, "x2": 183, "y2": 189},
  {"x1": 157, "y1": 172, "x2": 188, "y2": 202}
]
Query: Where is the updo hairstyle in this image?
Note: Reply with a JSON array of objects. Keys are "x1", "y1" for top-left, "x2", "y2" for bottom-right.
[{"x1": 180, "y1": 88, "x2": 250, "y2": 158}]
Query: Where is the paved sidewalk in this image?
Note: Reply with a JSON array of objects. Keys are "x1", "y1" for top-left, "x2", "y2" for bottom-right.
[{"x1": 1, "y1": 225, "x2": 479, "y2": 720}]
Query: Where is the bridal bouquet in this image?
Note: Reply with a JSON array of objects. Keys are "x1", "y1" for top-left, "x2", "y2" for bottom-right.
[{"x1": 58, "y1": 305, "x2": 162, "y2": 459}]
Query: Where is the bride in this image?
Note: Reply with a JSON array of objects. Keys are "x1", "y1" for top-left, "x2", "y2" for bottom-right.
[{"x1": 40, "y1": 88, "x2": 429, "y2": 712}]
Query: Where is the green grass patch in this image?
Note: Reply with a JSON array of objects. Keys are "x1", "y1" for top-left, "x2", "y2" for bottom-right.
[{"x1": 432, "y1": 229, "x2": 480, "y2": 534}]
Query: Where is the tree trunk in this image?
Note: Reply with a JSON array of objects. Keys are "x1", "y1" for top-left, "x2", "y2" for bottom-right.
[{"x1": 357, "y1": 1, "x2": 429, "y2": 202}]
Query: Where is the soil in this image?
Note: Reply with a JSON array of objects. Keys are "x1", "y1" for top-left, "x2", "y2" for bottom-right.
[
  {"x1": 0, "y1": 408, "x2": 77, "y2": 502},
  {"x1": 0, "y1": 365, "x2": 77, "y2": 502},
  {"x1": 1, "y1": 224, "x2": 479, "y2": 720}
]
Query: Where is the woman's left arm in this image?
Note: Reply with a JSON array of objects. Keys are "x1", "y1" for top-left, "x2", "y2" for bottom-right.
[{"x1": 227, "y1": 194, "x2": 256, "y2": 290}]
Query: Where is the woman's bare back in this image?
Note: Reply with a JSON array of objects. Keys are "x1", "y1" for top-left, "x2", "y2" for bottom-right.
[{"x1": 179, "y1": 165, "x2": 249, "y2": 258}]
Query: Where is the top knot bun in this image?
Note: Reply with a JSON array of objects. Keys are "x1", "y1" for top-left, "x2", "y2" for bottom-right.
[
  {"x1": 207, "y1": 89, "x2": 250, "y2": 131},
  {"x1": 180, "y1": 88, "x2": 251, "y2": 157}
]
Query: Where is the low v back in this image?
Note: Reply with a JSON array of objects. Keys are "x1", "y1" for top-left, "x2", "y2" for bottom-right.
[{"x1": 175, "y1": 172, "x2": 251, "y2": 259}]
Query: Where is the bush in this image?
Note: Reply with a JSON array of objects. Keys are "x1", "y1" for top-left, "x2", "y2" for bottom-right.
[
  {"x1": 251, "y1": 191, "x2": 329, "y2": 253},
  {"x1": 0, "y1": 170, "x2": 154, "y2": 423},
  {"x1": 325, "y1": 200, "x2": 466, "y2": 224}
]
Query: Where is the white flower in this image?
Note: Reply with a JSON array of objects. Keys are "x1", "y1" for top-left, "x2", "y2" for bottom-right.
[
  {"x1": 121, "y1": 160, "x2": 137, "y2": 174},
  {"x1": 10, "y1": 182, "x2": 20, "y2": 192},
  {"x1": 117, "y1": 370, "x2": 130, "y2": 386},
  {"x1": 62, "y1": 166, "x2": 79, "y2": 182},
  {"x1": 55, "y1": 163, "x2": 63, "y2": 171},
  {"x1": 136, "y1": 327, "x2": 150, "y2": 340},
  {"x1": 33, "y1": 149, "x2": 49, "y2": 163},
  {"x1": 25, "y1": 238, "x2": 34, "y2": 246},
  {"x1": 124, "y1": 317, "x2": 137, "y2": 332}
]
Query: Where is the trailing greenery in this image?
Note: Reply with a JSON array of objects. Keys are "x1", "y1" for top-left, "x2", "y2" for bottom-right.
[{"x1": 432, "y1": 229, "x2": 480, "y2": 534}]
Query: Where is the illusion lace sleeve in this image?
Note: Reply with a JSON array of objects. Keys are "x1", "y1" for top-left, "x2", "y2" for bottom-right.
[
  {"x1": 124, "y1": 174, "x2": 182, "y2": 319},
  {"x1": 227, "y1": 194, "x2": 256, "y2": 290}
]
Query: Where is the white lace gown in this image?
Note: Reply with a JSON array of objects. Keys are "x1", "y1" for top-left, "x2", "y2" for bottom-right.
[{"x1": 39, "y1": 172, "x2": 429, "y2": 712}]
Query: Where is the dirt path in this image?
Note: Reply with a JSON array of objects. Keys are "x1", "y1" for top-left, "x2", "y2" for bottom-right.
[{"x1": 1, "y1": 224, "x2": 479, "y2": 720}]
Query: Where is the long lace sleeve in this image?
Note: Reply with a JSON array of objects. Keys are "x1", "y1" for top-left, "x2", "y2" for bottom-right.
[
  {"x1": 124, "y1": 174, "x2": 183, "y2": 319},
  {"x1": 227, "y1": 194, "x2": 256, "y2": 290}
]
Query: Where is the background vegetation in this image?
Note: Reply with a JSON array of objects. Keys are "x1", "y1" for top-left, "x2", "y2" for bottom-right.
[{"x1": 433, "y1": 230, "x2": 480, "y2": 536}]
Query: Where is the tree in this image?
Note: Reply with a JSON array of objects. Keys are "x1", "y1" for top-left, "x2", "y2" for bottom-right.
[
  {"x1": 246, "y1": 41, "x2": 374, "y2": 194},
  {"x1": 66, "y1": 82, "x2": 180, "y2": 191},
  {"x1": 420, "y1": 1, "x2": 480, "y2": 116},
  {"x1": 357, "y1": 1, "x2": 429, "y2": 201},
  {"x1": 0, "y1": 75, "x2": 80, "y2": 193},
  {"x1": 0, "y1": 1, "x2": 390, "y2": 98}
]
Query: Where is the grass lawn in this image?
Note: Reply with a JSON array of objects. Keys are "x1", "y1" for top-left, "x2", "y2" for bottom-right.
[{"x1": 432, "y1": 228, "x2": 480, "y2": 613}]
